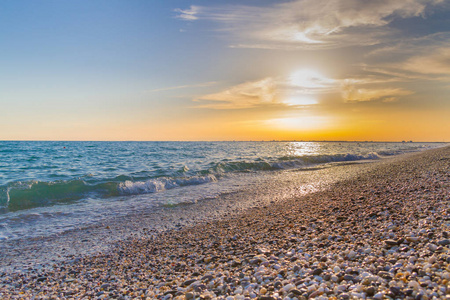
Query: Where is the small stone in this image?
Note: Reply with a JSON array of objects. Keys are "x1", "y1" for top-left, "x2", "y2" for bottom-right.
[
  {"x1": 194, "y1": 284, "x2": 206, "y2": 293},
  {"x1": 347, "y1": 250, "x2": 357, "y2": 259},
  {"x1": 343, "y1": 275, "x2": 355, "y2": 282},
  {"x1": 390, "y1": 286, "x2": 402, "y2": 296},
  {"x1": 378, "y1": 271, "x2": 392, "y2": 280},
  {"x1": 437, "y1": 239, "x2": 450, "y2": 246},
  {"x1": 408, "y1": 281, "x2": 420, "y2": 289},
  {"x1": 164, "y1": 290, "x2": 178, "y2": 296},
  {"x1": 259, "y1": 287, "x2": 267, "y2": 295},
  {"x1": 185, "y1": 292, "x2": 195, "y2": 300},
  {"x1": 365, "y1": 286, "x2": 376, "y2": 297},
  {"x1": 384, "y1": 239, "x2": 398, "y2": 246},
  {"x1": 231, "y1": 259, "x2": 241, "y2": 267},
  {"x1": 182, "y1": 279, "x2": 197, "y2": 287},
  {"x1": 373, "y1": 292, "x2": 384, "y2": 299},
  {"x1": 201, "y1": 275, "x2": 214, "y2": 282},
  {"x1": 309, "y1": 290, "x2": 324, "y2": 298},
  {"x1": 311, "y1": 268, "x2": 323, "y2": 276},
  {"x1": 429, "y1": 244, "x2": 438, "y2": 251},
  {"x1": 283, "y1": 283, "x2": 295, "y2": 292},
  {"x1": 406, "y1": 236, "x2": 420, "y2": 243}
]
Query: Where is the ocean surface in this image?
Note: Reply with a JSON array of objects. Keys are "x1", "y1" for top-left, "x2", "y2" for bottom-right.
[{"x1": 0, "y1": 141, "x2": 445, "y2": 242}]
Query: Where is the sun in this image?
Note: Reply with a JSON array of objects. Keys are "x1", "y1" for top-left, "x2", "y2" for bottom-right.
[
  {"x1": 281, "y1": 68, "x2": 334, "y2": 106},
  {"x1": 289, "y1": 69, "x2": 334, "y2": 89}
]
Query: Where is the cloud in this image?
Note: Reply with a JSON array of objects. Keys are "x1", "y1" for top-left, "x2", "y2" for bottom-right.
[
  {"x1": 147, "y1": 81, "x2": 217, "y2": 93},
  {"x1": 195, "y1": 69, "x2": 417, "y2": 109},
  {"x1": 362, "y1": 33, "x2": 450, "y2": 82},
  {"x1": 341, "y1": 80, "x2": 413, "y2": 102},
  {"x1": 175, "y1": 0, "x2": 445, "y2": 49},
  {"x1": 195, "y1": 70, "x2": 338, "y2": 109},
  {"x1": 402, "y1": 47, "x2": 450, "y2": 75},
  {"x1": 195, "y1": 78, "x2": 278, "y2": 109},
  {"x1": 174, "y1": 6, "x2": 200, "y2": 21}
]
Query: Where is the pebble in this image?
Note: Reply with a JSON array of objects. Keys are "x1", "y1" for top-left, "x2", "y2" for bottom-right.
[
  {"x1": 438, "y1": 239, "x2": 450, "y2": 246},
  {"x1": 384, "y1": 239, "x2": 399, "y2": 246}
]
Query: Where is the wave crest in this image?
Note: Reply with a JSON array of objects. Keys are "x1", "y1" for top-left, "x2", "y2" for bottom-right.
[{"x1": 118, "y1": 174, "x2": 217, "y2": 195}]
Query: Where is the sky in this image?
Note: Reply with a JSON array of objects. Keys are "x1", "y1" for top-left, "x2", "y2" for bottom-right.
[{"x1": 0, "y1": 0, "x2": 449, "y2": 141}]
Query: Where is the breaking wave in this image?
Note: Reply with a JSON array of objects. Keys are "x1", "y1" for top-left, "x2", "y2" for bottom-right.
[{"x1": 0, "y1": 152, "x2": 383, "y2": 212}]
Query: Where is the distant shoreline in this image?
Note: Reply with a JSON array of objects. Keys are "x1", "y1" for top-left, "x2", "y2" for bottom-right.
[{"x1": 0, "y1": 140, "x2": 448, "y2": 143}]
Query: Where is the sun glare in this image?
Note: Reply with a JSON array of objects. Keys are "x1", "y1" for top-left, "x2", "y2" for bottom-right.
[
  {"x1": 287, "y1": 142, "x2": 322, "y2": 156},
  {"x1": 293, "y1": 31, "x2": 322, "y2": 44},
  {"x1": 266, "y1": 116, "x2": 329, "y2": 131},
  {"x1": 290, "y1": 69, "x2": 334, "y2": 89},
  {"x1": 284, "y1": 96, "x2": 318, "y2": 106}
]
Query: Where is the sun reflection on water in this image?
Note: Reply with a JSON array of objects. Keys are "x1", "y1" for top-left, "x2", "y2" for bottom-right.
[{"x1": 286, "y1": 141, "x2": 322, "y2": 157}]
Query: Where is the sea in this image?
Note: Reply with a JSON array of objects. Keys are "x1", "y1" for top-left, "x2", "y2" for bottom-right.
[{"x1": 0, "y1": 141, "x2": 445, "y2": 244}]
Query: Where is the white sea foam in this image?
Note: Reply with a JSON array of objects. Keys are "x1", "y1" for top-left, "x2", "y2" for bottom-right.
[{"x1": 118, "y1": 174, "x2": 217, "y2": 195}]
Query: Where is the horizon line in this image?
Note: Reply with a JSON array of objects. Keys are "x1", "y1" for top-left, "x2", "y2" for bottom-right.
[{"x1": 0, "y1": 139, "x2": 448, "y2": 143}]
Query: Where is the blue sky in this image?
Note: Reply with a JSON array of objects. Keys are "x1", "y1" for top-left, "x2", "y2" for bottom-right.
[{"x1": 1, "y1": 0, "x2": 449, "y2": 141}]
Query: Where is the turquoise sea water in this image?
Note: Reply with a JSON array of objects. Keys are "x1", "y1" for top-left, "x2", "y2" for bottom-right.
[{"x1": 0, "y1": 141, "x2": 445, "y2": 241}]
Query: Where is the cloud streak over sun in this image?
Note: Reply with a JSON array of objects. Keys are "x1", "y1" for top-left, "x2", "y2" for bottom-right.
[
  {"x1": 194, "y1": 70, "x2": 339, "y2": 110},
  {"x1": 195, "y1": 70, "x2": 415, "y2": 110}
]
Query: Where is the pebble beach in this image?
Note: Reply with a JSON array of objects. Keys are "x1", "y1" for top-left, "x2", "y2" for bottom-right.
[{"x1": 1, "y1": 146, "x2": 449, "y2": 299}]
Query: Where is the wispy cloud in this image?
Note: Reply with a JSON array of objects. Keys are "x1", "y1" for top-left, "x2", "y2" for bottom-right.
[
  {"x1": 175, "y1": 0, "x2": 446, "y2": 49},
  {"x1": 341, "y1": 79, "x2": 413, "y2": 103},
  {"x1": 402, "y1": 47, "x2": 450, "y2": 75},
  {"x1": 361, "y1": 33, "x2": 450, "y2": 82},
  {"x1": 148, "y1": 81, "x2": 217, "y2": 93},
  {"x1": 174, "y1": 6, "x2": 201, "y2": 21},
  {"x1": 194, "y1": 78, "x2": 278, "y2": 110}
]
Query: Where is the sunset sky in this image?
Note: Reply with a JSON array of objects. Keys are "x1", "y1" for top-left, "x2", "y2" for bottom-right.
[{"x1": 1, "y1": 0, "x2": 449, "y2": 141}]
